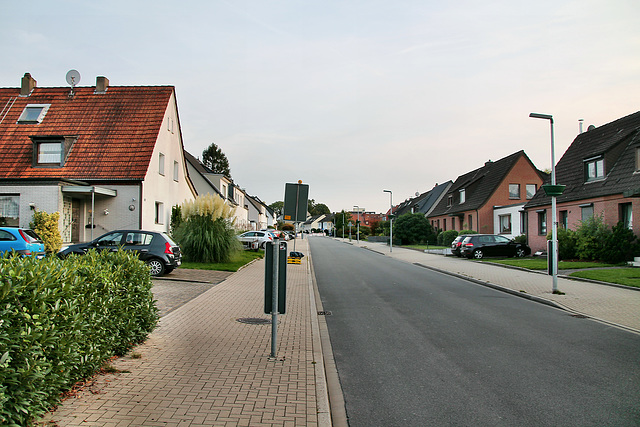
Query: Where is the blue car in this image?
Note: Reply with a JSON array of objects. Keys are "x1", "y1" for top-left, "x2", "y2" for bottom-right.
[{"x1": 0, "y1": 227, "x2": 46, "y2": 258}]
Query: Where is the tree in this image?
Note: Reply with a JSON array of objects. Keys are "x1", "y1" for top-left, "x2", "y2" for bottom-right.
[
  {"x1": 394, "y1": 213, "x2": 435, "y2": 245},
  {"x1": 202, "y1": 143, "x2": 231, "y2": 178},
  {"x1": 311, "y1": 203, "x2": 330, "y2": 216},
  {"x1": 269, "y1": 201, "x2": 284, "y2": 218}
]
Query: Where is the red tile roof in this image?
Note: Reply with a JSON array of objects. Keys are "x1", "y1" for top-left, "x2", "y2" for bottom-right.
[{"x1": 0, "y1": 85, "x2": 173, "y2": 180}]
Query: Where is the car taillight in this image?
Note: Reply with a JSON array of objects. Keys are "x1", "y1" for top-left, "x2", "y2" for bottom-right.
[
  {"x1": 464, "y1": 243, "x2": 474, "y2": 247},
  {"x1": 18, "y1": 229, "x2": 31, "y2": 243},
  {"x1": 165, "y1": 242, "x2": 173, "y2": 254}
]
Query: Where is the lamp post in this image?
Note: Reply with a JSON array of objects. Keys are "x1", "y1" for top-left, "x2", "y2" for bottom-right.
[
  {"x1": 342, "y1": 211, "x2": 345, "y2": 239},
  {"x1": 354, "y1": 205, "x2": 360, "y2": 244},
  {"x1": 529, "y1": 112, "x2": 564, "y2": 294},
  {"x1": 383, "y1": 190, "x2": 393, "y2": 252}
]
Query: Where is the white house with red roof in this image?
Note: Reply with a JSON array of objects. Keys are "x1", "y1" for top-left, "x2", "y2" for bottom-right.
[{"x1": 0, "y1": 73, "x2": 196, "y2": 242}]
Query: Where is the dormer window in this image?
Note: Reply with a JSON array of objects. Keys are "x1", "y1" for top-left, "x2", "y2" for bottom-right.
[
  {"x1": 459, "y1": 189, "x2": 466, "y2": 204},
  {"x1": 18, "y1": 104, "x2": 50, "y2": 124},
  {"x1": 584, "y1": 156, "x2": 604, "y2": 181},
  {"x1": 447, "y1": 195, "x2": 453, "y2": 207},
  {"x1": 31, "y1": 136, "x2": 76, "y2": 168}
]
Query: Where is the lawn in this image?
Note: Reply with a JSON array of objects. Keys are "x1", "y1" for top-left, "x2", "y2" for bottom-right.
[
  {"x1": 403, "y1": 244, "x2": 449, "y2": 250},
  {"x1": 180, "y1": 249, "x2": 264, "y2": 272},
  {"x1": 568, "y1": 268, "x2": 640, "y2": 288},
  {"x1": 488, "y1": 258, "x2": 619, "y2": 271}
]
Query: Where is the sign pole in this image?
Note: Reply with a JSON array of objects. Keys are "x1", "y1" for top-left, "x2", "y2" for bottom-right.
[{"x1": 270, "y1": 239, "x2": 279, "y2": 358}]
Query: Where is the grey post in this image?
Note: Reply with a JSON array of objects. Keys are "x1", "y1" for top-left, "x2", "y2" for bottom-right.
[{"x1": 270, "y1": 239, "x2": 279, "y2": 358}]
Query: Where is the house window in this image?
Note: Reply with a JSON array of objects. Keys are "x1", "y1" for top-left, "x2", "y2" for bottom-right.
[
  {"x1": 584, "y1": 156, "x2": 604, "y2": 181},
  {"x1": 459, "y1": 189, "x2": 466, "y2": 204},
  {"x1": 499, "y1": 214, "x2": 512, "y2": 234},
  {"x1": 36, "y1": 141, "x2": 62, "y2": 165},
  {"x1": 173, "y1": 161, "x2": 179, "y2": 182},
  {"x1": 581, "y1": 204, "x2": 594, "y2": 221},
  {"x1": 159, "y1": 153, "x2": 165, "y2": 175},
  {"x1": 560, "y1": 210, "x2": 568, "y2": 229},
  {"x1": 538, "y1": 210, "x2": 547, "y2": 235},
  {"x1": 0, "y1": 195, "x2": 19, "y2": 226},
  {"x1": 468, "y1": 214, "x2": 473, "y2": 230},
  {"x1": 443, "y1": 218, "x2": 447, "y2": 231},
  {"x1": 636, "y1": 148, "x2": 640, "y2": 172},
  {"x1": 520, "y1": 211, "x2": 527, "y2": 234},
  {"x1": 451, "y1": 217, "x2": 456, "y2": 230},
  {"x1": 509, "y1": 184, "x2": 520, "y2": 199},
  {"x1": 526, "y1": 184, "x2": 537, "y2": 199},
  {"x1": 155, "y1": 202, "x2": 164, "y2": 224},
  {"x1": 620, "y1": 203, "x2": 633, "y2": 230},
  {"x1": 17, "y1": 104, "x2": 50, "y2": 124},
  {"x1": 447, "y1": 195, "x2": 453, "y2": 207}
]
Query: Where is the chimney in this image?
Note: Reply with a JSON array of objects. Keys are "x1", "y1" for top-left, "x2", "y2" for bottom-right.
[
  {"x1": 95, "y1": 76, "x2": 109, "y2": 93},
  {"x1": 579, "y1": 118, "x2": 584, "y2": 134},
  {"x1": 485, "y1": 160, "x2": 493, "y2": 167},
  {"x1": 20, "y1": 73, "x2": 37, "y2": 96}
]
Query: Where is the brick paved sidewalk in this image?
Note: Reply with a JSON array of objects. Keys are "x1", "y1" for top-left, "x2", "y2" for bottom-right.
[
  {"x1": 40, "y1": 238, "x2": 326, "y2": 426},
  {"x1": 346, "y1": 239, "x2": 640, "y2": 333}
]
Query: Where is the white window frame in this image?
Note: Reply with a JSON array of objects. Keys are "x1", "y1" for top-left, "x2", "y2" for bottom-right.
[
  {"x1": 459, "y1": 189, "x2": 466, "y2": 204},
  {"x1": 499, "y1": 214, "x2": 512, "y2": 234},
  {"x1": 173, "y1": 160, "x2": 179, "y2": 182},
  {"x1": 584, "y1": 156, "x2": 604, "y2": 181},
  {"x1": 509, "y1": 184, "x2": 520, "y2": 199},
  {"x1": 17, "y1": 104, "x2": 50, "y2": 124},
  {"x1": 155, "y1": 201, "x2": 164, "y2": 224},
  {"x1": 159, "y1": 153, "x2": 165, "y2": 176}
]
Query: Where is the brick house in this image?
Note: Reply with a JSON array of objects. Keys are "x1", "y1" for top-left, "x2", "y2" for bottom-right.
[
  {"x1": 0, "y1": 73, "x2": 196, "y2": 242},
  {"x1": 428, "y1": 150, "x2": 546, "y2": 239},
  {"x1": 524, "y1": 111, "x2": 640, "y2": 252}
]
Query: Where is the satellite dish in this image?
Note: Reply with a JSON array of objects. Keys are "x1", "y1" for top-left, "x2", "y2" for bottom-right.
[
  {"x1": 415, "y1": 192, "x2": 420, "y2": 197},
  {"x1": 65, "y1": 70, "x2": 81, "y2": 87}
]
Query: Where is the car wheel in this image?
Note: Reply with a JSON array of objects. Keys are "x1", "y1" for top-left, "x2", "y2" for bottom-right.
[
  {"x1": 147, "y1": 258, "x2": 165, "y2": 276},
  {"x1": 515, "y1": 248, "x2": 526, "y2": 258},
  {"x1": 473, "y1": 249, "x2": 484, "y2": 259}
]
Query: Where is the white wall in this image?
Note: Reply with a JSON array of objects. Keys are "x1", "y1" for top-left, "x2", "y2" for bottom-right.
[
  {"x1": 493, "y1": 204, "x2": 525, "y2": 240},
  {"x1": 141, "y1": 92, "x2": 196, "y2": 232}
]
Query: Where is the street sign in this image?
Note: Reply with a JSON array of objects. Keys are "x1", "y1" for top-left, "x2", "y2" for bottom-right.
[{"x1": 283, "y1": 182, "x2": 309, "y2": 222}]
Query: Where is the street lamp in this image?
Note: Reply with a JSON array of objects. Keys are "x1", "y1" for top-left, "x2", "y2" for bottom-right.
[
  {"x1": 383, "y1": 190, "x2": 393, "y2": 252},
  {"x1": 354, "y1": 205, "x2": 360, "y2": 244},
  {"x1": 529, "y1": 112, "x2": 564, "y2": 294}
]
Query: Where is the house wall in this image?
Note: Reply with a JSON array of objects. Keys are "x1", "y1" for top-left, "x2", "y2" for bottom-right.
[
  {"x1": 493, "y1": 204, "x2": 525, "y2": 240},
  {"x1": 87, "y1": 185, "x2": 141, "y2": 240},
  {"x1": 142, "y1": 93, "x2": 195, "y2": 232},
  {"x1": 526, "y1": 194, "x2": 640, "y2": 253},
  {"x1": 0, "y1": 185, "x2": 60, "y2": 229}
]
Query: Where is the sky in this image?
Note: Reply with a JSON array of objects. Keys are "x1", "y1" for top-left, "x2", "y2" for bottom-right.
[{"x1": 1, "y1": 0, "x2": 639, "y2": 213}]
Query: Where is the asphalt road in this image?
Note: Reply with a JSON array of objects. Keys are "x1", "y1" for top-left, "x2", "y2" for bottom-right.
[{"x1": 309, "y1": 237, "x2": 640, "y2": 427}]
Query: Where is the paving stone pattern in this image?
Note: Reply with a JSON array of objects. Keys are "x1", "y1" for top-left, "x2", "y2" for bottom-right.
[{"x1": 41, "y1": 239, "x2": 319, "y2": 426}]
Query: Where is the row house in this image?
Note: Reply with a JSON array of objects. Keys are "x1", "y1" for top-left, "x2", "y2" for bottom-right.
[
  {"x1": 427, "y1": 150, "x2": 546, "y2": 239},
  {"x1": 524, "y1": 111, "x2": 640, "y2": 252},
  {"x1": 0, "y1": 73, "x2": 196, "y2": 242}
]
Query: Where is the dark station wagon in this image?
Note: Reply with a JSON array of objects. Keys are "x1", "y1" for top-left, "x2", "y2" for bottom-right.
[{"x1": 57, "y1": 230, "x2": 181, "y2": 276}]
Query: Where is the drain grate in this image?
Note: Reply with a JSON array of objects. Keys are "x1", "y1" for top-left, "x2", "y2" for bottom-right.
[
  {"x1": 317, "y1": 311, "x2": 332, "y2": 316},
  {"x1": 236, "y1": 317, "x2": 271, "y2": 325}
]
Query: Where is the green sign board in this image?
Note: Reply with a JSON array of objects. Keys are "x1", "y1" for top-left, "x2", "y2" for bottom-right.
[{"x1": 283, "y1": 182, "x2": 309, "y2": 222}]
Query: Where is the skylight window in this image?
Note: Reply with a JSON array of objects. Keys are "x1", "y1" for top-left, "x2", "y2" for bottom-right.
[{"x1": 17, "y1": 104, "x2": 50, "y2": 124}]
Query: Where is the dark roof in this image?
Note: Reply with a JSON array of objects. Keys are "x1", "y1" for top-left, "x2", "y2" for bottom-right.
[
  {"x1": 429, "y1": 150, "x2": 540, "y2": 216},
  {"x1": 184, "y1": 151, "x2": 224, "y2": 197},
  {"x1": 394, "y1": 182, "x2": 452, "y2": 216},
  {"x1": 526, "y1": 110, "x2": 640, "y2": 208},
  {"x1": 0, "y1": 84, "x2": 173, "y2": 180}
]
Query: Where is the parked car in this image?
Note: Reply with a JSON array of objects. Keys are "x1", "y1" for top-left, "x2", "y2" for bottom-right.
[
  {"x1": 451, "y1": 234, "x2": 474, "y2": 257},
  {"x1": 237, "y1": 230, "x2": 274, "y2": 250},
  {"x1": 0, "y1": 227, "x2": 46, "y2": 259},
  {"x1": 57, "y1": 230, "x2": 181, "y2": 276},
  {"x1": 460, "y1": 234, "x2": 531, "y2": 259}
]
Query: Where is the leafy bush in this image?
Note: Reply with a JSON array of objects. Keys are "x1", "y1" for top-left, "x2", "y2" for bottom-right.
[
  {"x1": 459, "y1": 229, "x2": 477, "y2": 236},
  {"x1": 170, "y1": 204, "x2": 182, "y2": 237},
  {"x1": 513, "y1": 234, "x2": 527, "y2": 245},
  {"x1": 0, "y1": 250, "x2": 157, "y2": 426},
  {"x1": 439, "y1": 230, "x2": 459, "y2": 246},
  {"x1": 555, "y1": 228, "x2": 578, "y2": 260},
  {"x1": 174, "y1": 194, "x2": 240, "y2": 263},
  {"x1": 600, "y1": 222, "x2": 640, "y2": 264},
  {"x1": 394, "y1": 213, "x2": 435, "y2": 245},
  {"x1": 29, "y1": 210, "x2": 62, "y2": 254},
  {"x1": 575, "y1": 215, "x2": 611, "y2": 261}
]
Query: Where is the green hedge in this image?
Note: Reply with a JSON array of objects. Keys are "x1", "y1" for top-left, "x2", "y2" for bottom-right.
[{"x1": 0, "y1": 250, "x2": 158, "y2": 426}]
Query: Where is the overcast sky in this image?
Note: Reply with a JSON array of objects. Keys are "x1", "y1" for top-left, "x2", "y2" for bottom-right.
[{"x1": 2, "y1": 0, "x2": 639, "y2": 213}]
